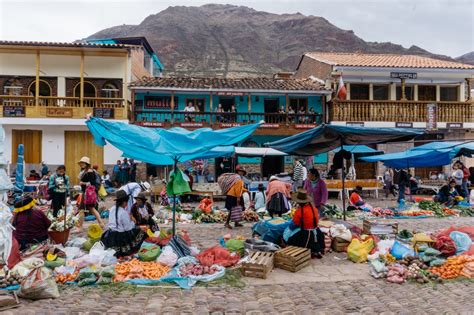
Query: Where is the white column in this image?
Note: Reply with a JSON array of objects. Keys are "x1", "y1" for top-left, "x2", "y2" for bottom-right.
[
  {"x1": 414, "y1": 84, "x2": 419, "y2": 101},
  {"x1": 436, "y1": 85, "x2": 441, "y2": 102},
  {"x1": 390, "y1": 83, "x2": 396, "y2": 100},
  {"x1": 459, "y1": 82, "x2": 466, "y2": 101},
  {"x1": 369, "y1": 83, "x2": 374, "y2": 100},
  {"x1": 57, "y1": 77, "x2": 66, "y2": 97},
  {"x1": 346, "y1": 83, "x2": 351, "y2": 100}
]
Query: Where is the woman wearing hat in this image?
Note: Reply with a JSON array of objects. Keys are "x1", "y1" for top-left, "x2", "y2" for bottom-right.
[
  {"x1": 78, "y1": 156, "x2": 105, "y2": 230},
  {"x1": 119, "y1": 181, "x2": 151, "y2": 212},
  {"x1": 101, "y1": 189, "x2": 147, "y2": 257},
  {"x1": 266, "y1": 175, "x2": 291, "y2": 218},
  {"x1": 131, "y1": 192, "x2": 159, "y2": 232},
  {"x1": 12, "y1": 196, "x2": 51, "y2": 250},
  {"x1": 286, "y1": 189, "x2": 325, "y2": 258}
]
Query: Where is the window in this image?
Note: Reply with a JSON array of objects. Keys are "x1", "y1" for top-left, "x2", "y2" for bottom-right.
[
  {"x1": 289, "y1": 98, "x2": 308, "y2": 112},
  {"x1": 218, "y1": 97, "x2": 235, "y2": 112},
  {"x1": 28, "y1": 80, "x2": 52, "y2": 97},
  {"x1": 101, "y1": 81, "x2": 120, "y2": 98},
  {"x1": 418, "y1": 85, "x2": 436, "y2": 101},
  {"x1": 185, "y1": 98, "x2": 206, "y2": 112},
  {"x1": 3, "y1": 78, "x2": 23, "y2": 96},
  {"x1": 396, "y1": 86, "x2": 414, "y2": 100},
  {"x1": 74, "y1": 81, "x2": 96, "y2": 97},
  {"x1": 440, "y1": 86, "x2": 458, "y2": 101},
  {"x1": 373, "y1": 85, "x2": 389, "y2": 100},
  {"x1": 349, "y1": 84, "x2": 369, "y2": 100}
]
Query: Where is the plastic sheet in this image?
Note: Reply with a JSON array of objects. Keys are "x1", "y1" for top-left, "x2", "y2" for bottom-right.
[
  {"x1": 449, "y1": 231, "x2": 472, "y2": 255},
  {"x1": 196, "y1": 246, "x2": 240, "y2": 267},
  {"x1": 390, "y1": 241, "x2": 415, "y2": 260},
  {"x1": 347, "y1": 238, "x2": 375, "y2": 263}
]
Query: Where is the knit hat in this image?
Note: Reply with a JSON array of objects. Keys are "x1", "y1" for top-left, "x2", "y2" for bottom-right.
[{"x1": 14, "y1": 196, "x2": 36, "y2": 213}]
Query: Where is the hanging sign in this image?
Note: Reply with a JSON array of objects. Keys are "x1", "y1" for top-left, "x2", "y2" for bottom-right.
[
  {"x1": 390, "y1": 72, "x2": 417, "y2": 79},
  {"x1": 426, "y1": 103, "x2": 437, "y2": 130},
  {"x1": 46, "y1": 108, "x2": 73, "y2": 117},
  {"x1": 295, "y1": 124, "x2": 316, "y2": 129},
  {"x1": 93, "y1": 108, "x2": 114, "y2": 119},
  {"x1": 219, "y1": 123, "x2": 241, "y2": 128},
  {"x1": 346, "y1": 122, "x2": 364, "y2": 127},
  {"x1": 395, "y1": 122, "x2": 413, "y2": 128},
  {"x1": 136, "y1": 121, "x2": 163, "y2": 127},
  {"x1": 260, "y1": 123, "x2": 280, "y2": 128},
  {"x1": 216, "y1": 92, "x2": 245, "y2": 96},
  {"x1": 180, "y1": 122, "x2": 203, "y2": 128},
  {"x1": 3, "y1": 106, "x2": 25, "y2": 117},
  {"x1": 447, "y1": 123, "x2": 463, "y2": 129}
]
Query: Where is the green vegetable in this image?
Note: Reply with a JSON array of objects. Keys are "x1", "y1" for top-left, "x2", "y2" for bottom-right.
[
  {"x1": 418, "y1": 201, "x2": 444, "y2": 217},
  {"x1": 78, "y1": 276, "x2": 97, "y2": 287},
  {"x1": 96, "y1": 276, "x2": 112, "y2": 285},
  {"x1": 397, "y1": 229, "x2": 413, "y2": 239}
]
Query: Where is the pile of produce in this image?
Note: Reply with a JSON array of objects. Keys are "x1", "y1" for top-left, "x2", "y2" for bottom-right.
[
  {"x1": 196, "y1": 211, "x2": 226, "y2": 223},
  {"x1": 453, "y1": 205, "x2": 474, "y2": 217},
  {"x1": 370, "y1": 208, "x2": 394, "y2": 217},
  {"x1": 178, "y1": 263, "x2": 220, "y2": 276},
  {"x1": 55, "y1": 270, "x2": 79, "y2": 284},
  {"x1": 47, "y1": 209, "x2": 78, "y2": 231},
  {"x1": 418, "y1": 200, "x2": 444, "y2": 217},
  {"x1": 398, "y1": 209, "x2": 434, "y2": 217},
  {"x1": 243, "y1": 209, "x2": 259, "y2": 222},
  {"x1": 322, "y1": 204, "x2": 344, "y2": 219},
  {"x1": 113, "y1": 259, "x2": 170, "y2": 282},
  {"x1": 0, "y1": 272, "x2": 23, "y2": 288},
  {"x1": 430, "y1": 255, "x2": 474, "y2": 279}
]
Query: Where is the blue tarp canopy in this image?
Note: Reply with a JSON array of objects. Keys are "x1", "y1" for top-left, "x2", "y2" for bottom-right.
[
  {"x1": 265, "y1": 124, "x2": 423, "y2": 155},
  {"x1": 86, "y1": 117, "x2": 261, "y2": 165},
  {"x1": 361, "y1": 141, "x2": 474, "y2": 168},
  {"x1": 332, "y1": 145, "x2": 382, "y2": 154},
  {"x1": 14, "y1": 144, "x2": 24, "y2": 194}
]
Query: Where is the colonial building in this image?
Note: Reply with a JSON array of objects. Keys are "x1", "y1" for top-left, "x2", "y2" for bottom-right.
[
  {"x1": 129, "y1": 76, "x2": 331, "y2": 178},
  {"x1": 0, "y1": 37, "x2": 163, "y2": 182},
  {"x1": 294, "y1": 52, "x2": 474, "y2": 178}
]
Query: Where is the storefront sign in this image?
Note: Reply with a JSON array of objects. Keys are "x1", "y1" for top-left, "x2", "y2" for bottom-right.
[
  {"x1": 46, "y1": 107, "x2": 73, "y2": 118},
  {"x1": 219, "y1": 123, "x2": 241, "y2": 128},
  {"x1": 395, "y1": 122, "x2": 413, "y2": 128},
  {"x1": 180, "y1": 122, "x2": 203, "y2": 128},
  {"x1": 390, "y1": 72, "x2": 417, "y2": 79},
  {"x1": 260, "y1": 123, "x2": 280, "y2": 128},
  {"x1": 447, "y1": 122, "x2": 463, "y2": 129},
  {"x1": 216, "y1": 92, "x2": 245, "y2": 96},
  {"x1": 93, "y1": 108, "x2": 114, "y2": 119},
  {"x1": 295, "y1": 124, "x2": 316, "y2": 129},
  {"x1": 3, "y1": 106, "x2": 25, "y2": 117},
  {"x1": 136, "y1": 121, "x2": 163, "y2": 127},
  {"x1": 144, "y1": 96, "x2": 173, "y2": 109},
  {"x1": 426, "y1": 103, "x2": 437, "y2": 130},
  {"x1": 346, "y1": 122, "x2": 364, "y2": 127}
]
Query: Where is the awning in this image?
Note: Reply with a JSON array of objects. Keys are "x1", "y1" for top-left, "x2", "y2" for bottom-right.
[
  {"x1": 332, "y1": 145, "x2": 382, "y2": 154},
  {"x1": 235, "y1": 147, "x2": 287, "y2": 157}
]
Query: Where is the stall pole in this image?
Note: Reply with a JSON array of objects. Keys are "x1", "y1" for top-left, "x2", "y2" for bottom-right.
[
  {"x1": 172, "y1": 158, "x2": 178, "y2": 236},
  {"x1": 341, "y1": 139, "x2": 347, "y2": 221},
  {"x1": 64, "y1": 192, "x2": 67, "y2": 232}
]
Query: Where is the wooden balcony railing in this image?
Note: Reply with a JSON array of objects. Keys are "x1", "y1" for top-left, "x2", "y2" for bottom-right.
[
  {"x1": 0, "y1": 95, "x2": 128, "y2": 119},
  {"x1": 331, "y1": 100, "x2": 474, "y2": 123}
]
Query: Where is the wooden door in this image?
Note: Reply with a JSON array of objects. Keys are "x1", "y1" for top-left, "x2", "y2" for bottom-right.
[
  {"x1": 12, "y1": 130, "x2": 42, "y2": 164},
  {"x1": 65, "y1": 131, "x2": 104, "y2": 185},
  {"x1": 354, "y1": 161, "x2": 376, "y2": 179}
]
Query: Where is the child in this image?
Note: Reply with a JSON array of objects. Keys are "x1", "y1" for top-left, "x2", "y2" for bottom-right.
[
  {"x1": 350, "y1": 186, "x2": 364, "y2": 207},
  {"x1": 254, "y1": 183, "x2": 266, "y2": 211}
]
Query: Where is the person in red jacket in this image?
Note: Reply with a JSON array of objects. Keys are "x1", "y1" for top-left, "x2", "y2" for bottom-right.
[{"x1": 12, "y1": 196, "x2": 51, "y2": 250}]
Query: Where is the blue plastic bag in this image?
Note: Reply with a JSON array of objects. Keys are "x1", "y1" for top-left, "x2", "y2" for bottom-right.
[
  {"x1": 449, "y1": 231, "x2": 472, "y2": 255},
  {"x1": 390, "y1": 240, "x2": 415, "y2": 259}
]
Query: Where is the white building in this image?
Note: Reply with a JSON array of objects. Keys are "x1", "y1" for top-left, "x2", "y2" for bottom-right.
[{"x1": 0, "y1": 37, "x2": 163, "y2": 182}]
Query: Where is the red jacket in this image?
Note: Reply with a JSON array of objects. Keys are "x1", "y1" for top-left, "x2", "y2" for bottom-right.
[{"x1": 292, "y1": 204, "x2": 319, "y2": 230}]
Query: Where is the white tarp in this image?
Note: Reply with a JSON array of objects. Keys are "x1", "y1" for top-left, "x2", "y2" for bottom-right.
[{"x1": 234, "y1": 147, "x2": 287, "y2": 157}]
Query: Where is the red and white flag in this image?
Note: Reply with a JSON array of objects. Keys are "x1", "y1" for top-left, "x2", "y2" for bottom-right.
[{"x1": 337, "y1": 76, "x2": 347, "y2": 100}]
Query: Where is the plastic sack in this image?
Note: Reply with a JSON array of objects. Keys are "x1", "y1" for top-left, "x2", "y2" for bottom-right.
[
  {"x1": 63, "y1": 247, "x2": 84, "y2": 260},
  {"x1": 390, "y1": 241, "x2": 415, "y2": 260},
  {"x1": 96, "y1": 276, "x2": 112, "y2": 285},
  {"x1": 370, "y1": 259, "x2": 388, "y2": 274},
  {"x1": 329, "y1": 224, "x2": 352, "y2": 242},
  {"x1": 376, "y1": 239, "x2": 395, "y2": 255},
  {"x1": 347, "y1": 238, "x2": 375, "y2": 263},
  {"x1": 157, "y1": 246, "x2": 178, "y2": 267},
  {"x1": 449, "y1": 231, "x2": 472, "y2": 255},
  {"x1": 225, "y1": 239, "x2": 245, "y2": 256},
  {"x1": 12, "y1": 258, "x2": 45, "y2": 278},
  {"x1": 44, "y1": 257, "x2": 65, "y2": 269},
  {"x1": 66, "y1": 237, "x2": 87, "y2": 248},
  {"x1": 196, "y1": 246, "x2": 240, "y2": 267},
  {"x1": 436, "y1": 226, "x2": 474, "y2": 241},
  {"x1": 99, "y1": 266, "x2": 115, "y2": 278},
  {"x1": 424, "y1": 248, "x2": 441, "y2": 256},
  {"x1": 244, "y1": 238, "x2": 280, "y2": 253},
  {"x1": 78, "y1": 275, "x2": 97, "y2": 287},
  {"x1": 77, "y1": 267, "x2": 97, "y2": 280},
  {"x1": 138, "y1": 243, "x2": 161, "y2": 262},
  {"x1": 54, "y1": 265, "x2": 76, "y2": 276},
  {"x1": 433, "y1": 235, "x2": 457, "y2": 256},
  {"x1": 429, "y1": 258, "x2": 446, "y2": 267},
  {"x1": 0, "y1": 203, "x2": 14, "y2": 263},
  {"x1": 18, "y1": 267, "x2": 60, "y2": 300},
  {"x1": 88, "y1": 242, "x2": 117, "y2": 266},
  {"x1": 98, "y1": 184, "x2": 107, "y2": 199}
]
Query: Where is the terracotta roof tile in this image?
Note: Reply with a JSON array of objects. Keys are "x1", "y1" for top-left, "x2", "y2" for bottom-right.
[
  {"x1": 305, "y1": 52, "x2": 474, "y2": 70},
  {"x1": 130, "y1": 77, "x2": 328, "y2": 92},
  {"x1": 0, "y1": 40, "x2": 127, "y2": 49}
]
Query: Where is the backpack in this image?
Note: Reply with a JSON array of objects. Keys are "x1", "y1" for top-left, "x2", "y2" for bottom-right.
[{"x1": 84, "y1": 185, "x2": 98, "y2": 206}]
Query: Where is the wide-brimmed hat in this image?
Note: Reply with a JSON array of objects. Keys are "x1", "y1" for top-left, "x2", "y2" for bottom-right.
[
  {"x1": 114, "y1": 189, "x2": 129, "y2": 202},
  {"x1": 140, "y1": 181, "x2": 151, "y2": 192},
  {"x1": 235, "y1": 165, "x2": 247, "y2": 175},
  {"x1": 134, "y1": 192, "x2": 148, "y2": 201},
  {"x1": 291, "y1": 189, "x2": 312, "y2": 204},
  {"x1": 78, "y1": 156, "x2": 91, "y2": 165},
  {"x1": 14, "y1": 195, "x2": 36, "y2": 213}
]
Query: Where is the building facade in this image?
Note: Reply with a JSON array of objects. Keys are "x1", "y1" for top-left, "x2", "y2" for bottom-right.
[
  {"x1": 129, "y1": 76, "x2": 331, "y2": 179},
  {"x1": 0, "y1": 38, "x2": 163, "y2": 182},
  {"x1": 294, "y1": 52, "x2": 474, "y2": 178}
]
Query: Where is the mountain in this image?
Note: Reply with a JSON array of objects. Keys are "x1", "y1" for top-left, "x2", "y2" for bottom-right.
[
  {"x1": 456, "y1": 52, "x2": 474, "y2": 65},
  {"x1": 86, "y1": 4, "x2": 455, "y2": 77}
]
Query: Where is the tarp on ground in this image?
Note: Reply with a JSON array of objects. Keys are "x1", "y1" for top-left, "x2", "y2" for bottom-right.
[
  {"x1": 361, "y1": 141, "x2": 474, "y2": 168},
  {"x1": 265, "y1": 124, "x2": 423, "y2": 155},
  {"x1": 85, "y1": 117, "x2": 261, "y2": 165}
]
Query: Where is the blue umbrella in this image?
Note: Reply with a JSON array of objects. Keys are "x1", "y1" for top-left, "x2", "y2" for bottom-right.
[
  {"x1": 86, "y1": 117, "x2": 261, "y2": 234},
  {"x1": 14, "y1": 144, "x2": 24, "y2": 196}
]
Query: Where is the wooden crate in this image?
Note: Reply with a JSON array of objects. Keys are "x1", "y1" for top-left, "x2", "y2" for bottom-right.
[
  {"x1": 274, "y1": 246, "x2": 311, "y2": 272},
  {"x1": 241, "y1": 251, "x2": 274, "y2": 279},
  {"x1": 363, "y1": 220, "x2": 398, "y2": 235},
  {"x1": 331, "y1": 237, "x2": 350, "y2": 252}
]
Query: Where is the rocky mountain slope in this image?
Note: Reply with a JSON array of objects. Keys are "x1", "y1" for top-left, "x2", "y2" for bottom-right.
[
  {"x1": 456, "y1": 52, "x2": 474, "y2": 65},
  {"x1": 87, "y1": 4, "x2": 457, "y2": 77}
]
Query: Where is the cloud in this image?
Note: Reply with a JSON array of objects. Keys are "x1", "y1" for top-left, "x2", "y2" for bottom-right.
[{"x1": 0, "y1": 0, "x2": 471, "y2": 56}]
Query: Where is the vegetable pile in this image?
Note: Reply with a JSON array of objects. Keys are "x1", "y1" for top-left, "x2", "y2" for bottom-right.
[
  {"x1": 178, "y1": 263, "x2": 220, "y2": 276},
  {"x1": 114, "y1": 259, "x2": 170, "y2": 282},
  {"x1": 55, "y1": 270, "x2": 79, "y2": 284},
  {"x1": 430, "y1": 255, "x2": 474, "y2": 279},
  {"x1": 0, "y1": 272, "x2": 23, "y2": 288},
  {"x1": 243, "y1": 209, "x2": 259, "y2": 222}
]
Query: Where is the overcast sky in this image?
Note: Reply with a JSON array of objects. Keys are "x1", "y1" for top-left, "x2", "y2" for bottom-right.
[{"x1": 0, "y1": 0, "x2": 472, "y2": 57}]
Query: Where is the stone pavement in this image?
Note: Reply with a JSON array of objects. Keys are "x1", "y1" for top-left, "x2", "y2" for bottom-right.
[{"x1": 7, "y1": 207, "x2": 474, "y2": 314}]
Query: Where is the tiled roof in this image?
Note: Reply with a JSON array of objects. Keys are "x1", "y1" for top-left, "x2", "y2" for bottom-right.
[
  {"x1": 305, "y1": 52, "x2": 474, "y2": 70},
  {"x1": 129, "y1": 77, "x2": 328, "y2": 91},
  {"x1": 0, "y1": 40, "x2": 127, "y2": 49}
]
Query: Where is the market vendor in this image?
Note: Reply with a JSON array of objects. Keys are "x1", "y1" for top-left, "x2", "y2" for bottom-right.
[
  {"x1": 286, "y1": 189, "x2": 325, "y2": 258},
  {"x1": 220, "y1": 173, "x2": 247, "y2": 229},
  {"x1": 131, "y1": 192, "x2": 159, "y2": 232},
  {"x1": 101, "y1": 189, "x2": 147, "y2": 257},
  {"x1": 12, "y1": 196, "x2": 51, "y2": 250},
  {"x1": 266, "y1": 175, "x2": 291, "y2": 218},
  {"x1": 435, "y1": 179, "x2": 460, "y2": 207},
  {"x1": 303, "y1": 168, "x2": 328, "y2": 216},
  {"x1": 119, "y1": 181, "x2": 151, "y2": 212}
]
